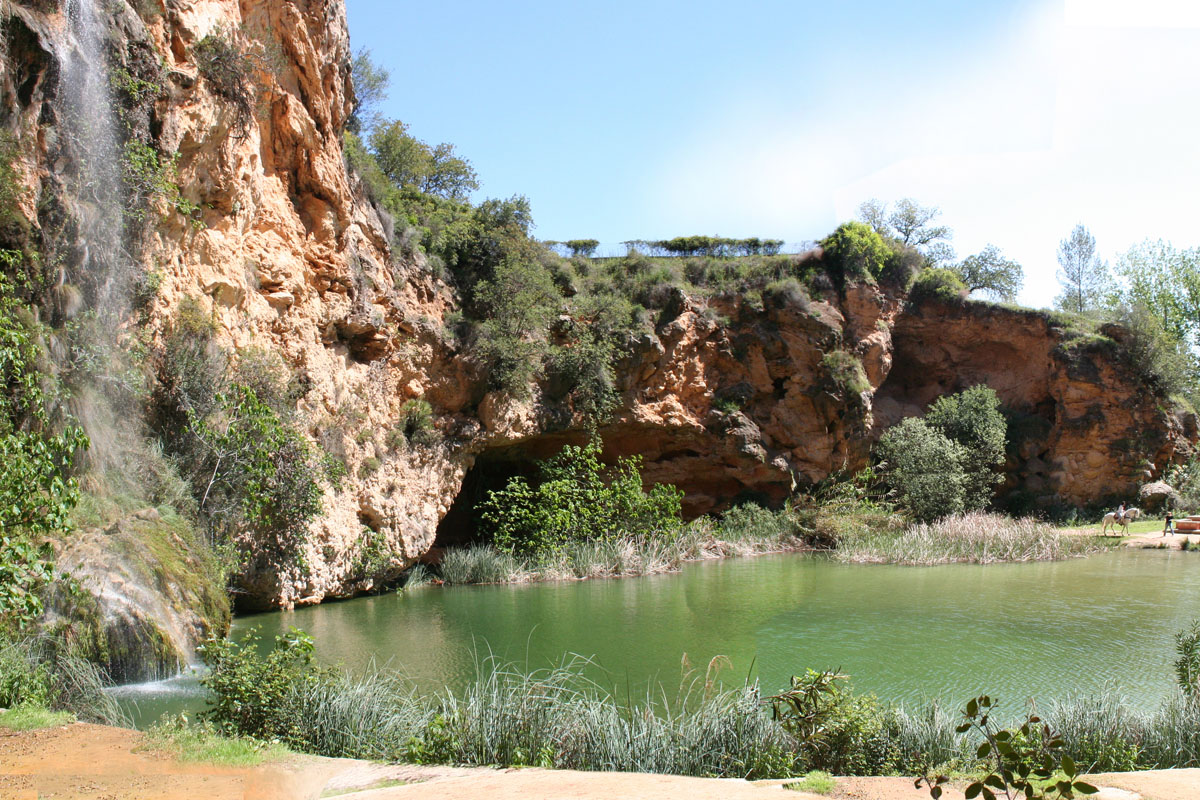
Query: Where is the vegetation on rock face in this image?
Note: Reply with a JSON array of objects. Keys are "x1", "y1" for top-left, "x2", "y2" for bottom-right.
[
  {"x1": 0, "y1": 273, "x2": 88, "y2": 631},
  {"x1": 156, "y1": 302, "x2": 332, "y2": 575}
]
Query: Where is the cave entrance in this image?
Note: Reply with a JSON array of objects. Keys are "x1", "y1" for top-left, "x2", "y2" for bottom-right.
[{"x1": 432, "y1": 435, "x2": 587, "y2": 551}]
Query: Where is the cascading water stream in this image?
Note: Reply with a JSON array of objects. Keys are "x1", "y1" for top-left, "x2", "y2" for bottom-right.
[
  {"x1": 53, "y1": 1, "x2": 202, "y2": 684},
  {"x1": 61, "y1": 0, "x2": 127, "y2": 312}
]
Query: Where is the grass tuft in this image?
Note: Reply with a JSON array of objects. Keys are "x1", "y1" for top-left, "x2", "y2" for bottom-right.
[
  {"x1": 0, "y1": 705, "x2": 74, "y2": 731},
  {"x1": 785, "y1": 770, "x2": 836, "y2": 794},
  {"x1": 140, "y1": 715, "x2": 291, "y2": 766}
]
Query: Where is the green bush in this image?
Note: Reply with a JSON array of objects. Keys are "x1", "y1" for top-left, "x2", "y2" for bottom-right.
[
  {"x1": 199, "y1": 628, "x2": 323, "y2": 742},
  {"x1": 820, "y1": 222, "x2": 893, "y2": 285},
  {"x1": 874, "y1": 387, "x2": 1007, "y2": 522},
  {"x1": 923, "y1": 385, "x2": 1006, "y2": 511},
  {"x1": 909, "y1": 268, "x2": 967, "y2": 302},
  {"x1": 479, "y1": 438, "x2": 682, "y2": 558},
  {"x1": 821, "y1": 350, "x2": 870, "y2": 396},
  {"x1": 875, "y1": 418, "x2": 966, "y2": 522}
]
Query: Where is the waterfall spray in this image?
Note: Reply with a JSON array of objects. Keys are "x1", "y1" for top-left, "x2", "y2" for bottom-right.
[{"x1": 61, "y1": 0, "x2": 127, "y2": 313}]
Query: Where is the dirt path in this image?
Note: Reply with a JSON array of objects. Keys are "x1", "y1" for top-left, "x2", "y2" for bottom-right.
[
  {"x1": 4, "y1": 722, "x2": 1199, "y2": 800},
  {"x1": 1061, "y1": 527, "x2": 1194, "y2": 550}
]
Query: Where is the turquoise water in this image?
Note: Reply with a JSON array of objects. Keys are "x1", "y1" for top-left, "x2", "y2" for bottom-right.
[{"x1": 113, "y1": 548, "x2": 1200, "y2": 725}]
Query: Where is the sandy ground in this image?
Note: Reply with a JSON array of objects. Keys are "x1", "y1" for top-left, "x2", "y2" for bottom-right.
[
  {"x1": 4, "y1": 722, "x2": 1200, "y2": 800},
  {"x1": 1062, "y1": 527, "x2": 1196, "y2": 550}
]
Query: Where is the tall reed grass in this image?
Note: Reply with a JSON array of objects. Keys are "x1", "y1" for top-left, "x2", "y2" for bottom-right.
[
  {"x1": 437, "y1": 504, "x2": 804, "y2": 586},
  {"x1": 1047, "y1": 689, "x2": 1200, "y2": 770},
  {"x1": 834, "y1": 512, "x2": 1097, "y2": 565},
  {"x1": 196, "y1": 637, "x2": 1200, "y2": 779},
  {"x1": 0, "y1": 634, "x2": 128, "y2": 726}
]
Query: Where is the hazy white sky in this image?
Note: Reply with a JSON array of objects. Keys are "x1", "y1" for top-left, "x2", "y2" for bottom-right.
[{"x1": 347, "y1": 0, "x2": 1200, "y2": 308}]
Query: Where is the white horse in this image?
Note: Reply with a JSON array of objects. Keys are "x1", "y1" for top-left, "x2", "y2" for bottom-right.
[{"x1": 1101, "y1": 507, "x2": 1141, "y2": 536}]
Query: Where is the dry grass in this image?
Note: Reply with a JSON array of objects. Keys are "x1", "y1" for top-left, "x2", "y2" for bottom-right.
[
  {"x1": 834, "y1": 511, "x2": 1099, "y2": 565},
  {"x1": 438, "y1": 505, "x2": 805, "y2": 586}
]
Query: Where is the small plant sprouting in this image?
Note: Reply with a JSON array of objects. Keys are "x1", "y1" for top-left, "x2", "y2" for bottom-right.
[{"x1": 917, "y1": 695, "x2": 1098, "y2": 800}]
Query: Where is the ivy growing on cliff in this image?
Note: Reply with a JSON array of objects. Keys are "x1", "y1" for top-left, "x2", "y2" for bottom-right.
[
  {"x1": 0, "y1": 269, "x2": 88, "y2": 631},
  {"x1": 157, "y1": 302, "x2": 330, "y2": 571}
]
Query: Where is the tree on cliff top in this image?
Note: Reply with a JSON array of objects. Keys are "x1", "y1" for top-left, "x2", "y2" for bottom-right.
[
  {"x1": 1055, "y1": 224, "x2": 1111, "y2": 314},
  {"x1": 954, "y1": 244, "x2": 1024, "y2": 302},
  {"x1": 348, "y1": 48, "x2": 389, "y2": 134},
  {"x1": 857, "y1": 197, "x2": 955, "y2": 267},
  {"x1": 370, "y1": 120, "x2": 479, "y2": 202}
]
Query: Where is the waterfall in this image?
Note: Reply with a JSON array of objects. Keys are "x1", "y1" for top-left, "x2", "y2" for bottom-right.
[{"x1": 61, "y1": 0, "x2": 127, "y2": 312}]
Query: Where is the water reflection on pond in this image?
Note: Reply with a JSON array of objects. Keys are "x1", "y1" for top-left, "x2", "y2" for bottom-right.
[{"x1": 115, "y1": 548, "x2": 1200, "y2": 726}]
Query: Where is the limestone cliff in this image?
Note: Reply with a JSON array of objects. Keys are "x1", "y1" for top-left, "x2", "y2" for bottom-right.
[{"x1": 0, "y1": 0, "x2": 1193, "y2": 639}]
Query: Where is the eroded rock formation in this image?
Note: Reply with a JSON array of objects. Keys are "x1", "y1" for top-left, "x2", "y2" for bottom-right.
[{"x1": 0, "y1": 0, "x2": 1193, "y2": 639}]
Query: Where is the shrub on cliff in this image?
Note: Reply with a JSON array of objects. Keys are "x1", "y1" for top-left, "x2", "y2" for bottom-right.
[
  {"x1": 820, "y1": 222, "x2": 893, "y2": 286},
  {"x1": 821, "y1": 350, "x2": 870, "y2": 396},
  {"x1": 193, "y1": 27, "x2": 255, "y2": 134},
  {"x1": 909, "y1": 268, "x2": 967, "y2": 303},
  {"x1": 480, "y1": 438, "x2": 683, "y2": 558},
  {"x1": 157, "y1": 303, "x2": 331, "y2": 570}
]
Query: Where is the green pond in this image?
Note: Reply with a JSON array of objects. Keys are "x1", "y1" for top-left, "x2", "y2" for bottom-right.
[{"x1": 114, "y1": 548, "x2": 1200, "y2": 725}]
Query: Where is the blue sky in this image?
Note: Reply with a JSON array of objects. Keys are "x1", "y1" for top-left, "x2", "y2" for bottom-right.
[{"x1": 345, "y1": 0, "x2": 1200, "y2": 307}]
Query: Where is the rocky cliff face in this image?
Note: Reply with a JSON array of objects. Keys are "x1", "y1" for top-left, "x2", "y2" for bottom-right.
[{"x1": 1, "y1": 0, "x2": 1193, "y2": 634}]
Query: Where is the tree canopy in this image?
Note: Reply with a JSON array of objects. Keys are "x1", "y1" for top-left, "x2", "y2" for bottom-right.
[
  {"x1": 857, "y1": 197, "x2": 954, "y2": 266},
  {"x1": 1113, "y1": 239, "x2": 1200, "y2": 350},
  {"x1": 1055, "y1": 224, "x2": 1111, "y2": 314},
  {"x1": 954, "y1": 245, "x2": 1023, "y2": 302}
]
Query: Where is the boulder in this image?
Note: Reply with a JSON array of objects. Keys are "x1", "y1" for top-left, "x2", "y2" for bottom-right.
[{"x1": 1139, "y1": 481, "x2": 1180, "y2": 512}]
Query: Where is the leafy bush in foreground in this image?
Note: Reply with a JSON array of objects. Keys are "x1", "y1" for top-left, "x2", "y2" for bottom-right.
[{"x1": 0, "y1": 273, "x2": 88, "y2": 631}]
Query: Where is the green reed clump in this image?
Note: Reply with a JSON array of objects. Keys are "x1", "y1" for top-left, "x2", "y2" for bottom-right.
[
  {"x1": 436, "y1": 504, "x2": 802, "y2": 586},
  {"x1": 834, "y1": 511, "x2": 1096, "y2": 565},
  {"x1": 0, "y1": 634, "x2": 127, "y2": 726},
  {"x1": 438, "y1": 544, "x2": 525, "y2": 585}
]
